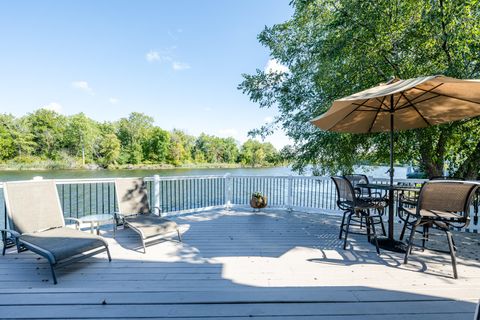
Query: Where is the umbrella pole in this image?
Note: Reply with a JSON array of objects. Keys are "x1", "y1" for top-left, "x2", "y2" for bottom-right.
[{"x1": 388, "y1": 94, "x2": 395, "y2": 240}]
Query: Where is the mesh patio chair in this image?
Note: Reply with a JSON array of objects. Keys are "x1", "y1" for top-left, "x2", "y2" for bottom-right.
[
  {"x1": 114, "y1": 178, "x2": 182, "y2": 253},
  {"x1": 345, "y1": 174, "x2": 384, "y2": 200},
  {"x1": 332, "y1": 176, "x2": 387, "y2": 254},
  {"x1": 402, "y1": 180, "x2": 479, "y2": 279},
  {"x1": 345, "y1": 174, "x2": 386, "y2": 229},
  {"x1": 0, "y1": 180, "x2": 111, "y2": 284}
]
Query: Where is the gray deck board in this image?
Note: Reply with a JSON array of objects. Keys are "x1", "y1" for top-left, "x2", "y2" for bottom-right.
[{"x1": 1, "y1": 208, "x2": 479, "y2": 319}]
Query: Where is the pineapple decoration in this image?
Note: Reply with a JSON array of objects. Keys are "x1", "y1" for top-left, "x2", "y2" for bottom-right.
[{"x1": 250, "y1": 192, "x2": 267, "y2": 210}]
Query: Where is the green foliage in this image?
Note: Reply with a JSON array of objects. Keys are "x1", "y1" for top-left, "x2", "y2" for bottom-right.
[
  {"x1": 0, "y1": 110, "x2": 281, "y2": 168},
  {"x1": 239, "y1": 139, "x2": 280, "y2": 166},
  {"x1": 98, "y1": 133, "x2": 121, "y2": 166},
  {"x1": 240, "y1": 0, "x2": 480, "y2": 178}
]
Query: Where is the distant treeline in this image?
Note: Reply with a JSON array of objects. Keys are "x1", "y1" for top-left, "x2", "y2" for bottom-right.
[{"x1": 0, "y1": 110, "x2": 288, "y2": 169}]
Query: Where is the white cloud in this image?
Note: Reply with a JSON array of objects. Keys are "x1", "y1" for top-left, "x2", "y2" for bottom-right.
[
  {"x1": 71, "y1": 81, "x2": 94, "y2": 94},
  {"x1": 146, "y1": 49, "x2": 174, "y2": 63},
  {"x1": 146, "y1": 50, "x2": 161, "y2": 62},
  {"x1": 264, "y1": 116, "x2": 273, "y2": 123},
  {"x1": 42, "y1": 102, "x2": 63, "y2": 113},
  {"x1": 109, "y1": 97, "x2": 119, "y2": 104},
  {"x1": 264, "y1": 58, "x2": 289, "y2": 74},
  {"x1": 172, "y1": 61, "x2": 190, "y2": 71}
]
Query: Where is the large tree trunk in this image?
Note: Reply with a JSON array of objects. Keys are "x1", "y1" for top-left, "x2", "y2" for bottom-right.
[
  {"x1": 416, "y1": 127, "x2": 451, "y2": 179},
  {"x1": 454, "y1": 140, "x2": 480, "y2": 179}
]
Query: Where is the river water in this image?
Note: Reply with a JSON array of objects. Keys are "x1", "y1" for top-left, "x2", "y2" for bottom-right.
[{"x1": 0, "y1": 165, "x2": 408, "y2": 181}]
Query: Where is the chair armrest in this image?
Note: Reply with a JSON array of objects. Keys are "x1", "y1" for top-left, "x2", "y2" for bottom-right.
[
  {"x1": 153, "y1": 206, "x2": 162, "y2": 216},
  {"x1": 0, "y1": 228, "x2": 21, "y2": 238},
  {"x1": 64, "y1": 218, "x2": 81, "y2": 230}
]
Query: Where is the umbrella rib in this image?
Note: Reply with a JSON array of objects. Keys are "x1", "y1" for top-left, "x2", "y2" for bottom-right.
[
  {"x1": 395, "y1": 83, "x2": 444, "y2": 109},
  {"x1": 400, "y1": 92, "x2": 432, "y2": 126},
  {"x1": 351, "y1": 103, "x2": 380, "y2": 111},
  {"x1": 414, "y1": 87, "x2": 480, "y2": 106},
  {"x1": 368, "y1": 96, "x2": 386, "y2": 133},
  {"x1": 396, "y1": 94, "x2": 441, "y2": 110},
  {"x1": 327, "y1": 98, "x2": 372, "y2": 130},
  {"x1": 375, "y1": 97, "x2": 391, "y2": 111}
]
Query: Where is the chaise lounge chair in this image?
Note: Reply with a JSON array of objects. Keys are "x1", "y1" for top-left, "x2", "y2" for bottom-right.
[
  {"x1": 1, "y1": 180, "x2": 111, "y2": 284},
  {"x1": 114, "y1": 178, "x2": 182, "y2": 253}
]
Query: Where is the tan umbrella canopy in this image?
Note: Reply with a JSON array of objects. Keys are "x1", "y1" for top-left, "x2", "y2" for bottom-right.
[
  {"x1": 311, "y1": 75, "x2": 480, "y2": 133},
  {"x1": 310, "y1": 75, "x2": 480, "y2": 246}
]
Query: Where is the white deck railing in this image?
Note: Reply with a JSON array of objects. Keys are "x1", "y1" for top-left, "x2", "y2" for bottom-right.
[{"x1": 0, "y1": 175, "x2": 478, "y2": 233}]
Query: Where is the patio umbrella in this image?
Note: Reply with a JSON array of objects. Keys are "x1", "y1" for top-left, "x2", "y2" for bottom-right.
[{"x1": 310, "y1": 75, "x2": 480, "y2": 249}]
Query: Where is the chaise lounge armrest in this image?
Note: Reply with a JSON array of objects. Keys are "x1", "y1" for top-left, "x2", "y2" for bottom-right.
[
  {"x1": 64, "y1": 218, "x2": 81, "y2": 230},
  {"x1": 0, "y1": 228, "x2": 21, "y2": 239},
  {"x1": 1, "y1": 228, "x2": 21, "y2": 255}
]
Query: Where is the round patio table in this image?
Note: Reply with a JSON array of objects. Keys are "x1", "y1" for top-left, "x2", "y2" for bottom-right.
[
  {"x1": 78, "y1": 214, "x2": 116, "y2": 237},
  {"x1": 357, "y1": 183, "x2": 421, "y2": 252}
]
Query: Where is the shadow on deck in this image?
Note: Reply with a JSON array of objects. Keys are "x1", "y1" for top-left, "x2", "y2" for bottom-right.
[{"x1": 0, "y1": 208, "x2": 479, "y2": 319}]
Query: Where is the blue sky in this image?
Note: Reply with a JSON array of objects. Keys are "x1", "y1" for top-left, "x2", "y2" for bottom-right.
[{"x1": 0, "y1": 0, "x2": 293, "y2": 148}]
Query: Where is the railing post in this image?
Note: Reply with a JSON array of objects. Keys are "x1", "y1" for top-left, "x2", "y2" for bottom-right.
[
  {"x1": 287, "y1": 174, "x2": 293, "y2": 212},
  {"x1": 153, "y1": 175, "x2": 161, "y2": 216},
  {"x1": 224, "y1": 173, "x2": 232, "y2": 210}
]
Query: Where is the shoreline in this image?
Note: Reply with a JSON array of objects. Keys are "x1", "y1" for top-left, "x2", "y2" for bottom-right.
[{"x1": 0, "y1": 162, "x2": 278, "y2": 172}]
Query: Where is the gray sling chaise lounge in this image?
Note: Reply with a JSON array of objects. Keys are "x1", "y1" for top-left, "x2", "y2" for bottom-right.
[
  {"x1": 1, "y1": 180, "x2": 111, "y2": 284},
  {"x1": 114, "y1": 178, "x2": 181, "y2": 253}
]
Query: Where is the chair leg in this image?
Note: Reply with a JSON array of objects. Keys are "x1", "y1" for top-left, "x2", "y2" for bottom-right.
[
  {"x1": 177, "y1": 229, "x2": 182, "y2": 242},
  {"x1": 378, "y1": 212, "x2": 386, "y2": 236},
  {"x1": 446, "y1": 230, "x2": 458, "y2": 279},
  {"x1": 399, "y1": 213, "x2": 410, "y2": 240},
  {"x1": 360, "y1": 215, "x2": 364, "y2": 229},
  {"x1": 421, "y1": 225, "x2": 430, "y2": 251},
  {"x1": 141, "y1": 238, "x2": 146, "y2": 254},
  {"x1": 369, "y1": 217, "x2": 380, "y2": 254},
  {"x1": 105, "y1": 245, "x2": 112, "y2": 262},
  {"x1": 49, "y1": 262, "x2": 58, "y2": 285},
  {"x1": 365, "y1": 212, "x2": 371, "y2": 242},
  {"x1": 339, "y1": 211, "x2": 347, "y2": 239},
  {"x1": 343, "y1": 212, "x2": 353, "y2": 250},
  {"x1": 404, "y1": 224, "x2": 417, "y2": 264},
  {"x1": 1, "y1": 231, "x2": 6, "y2": 256}
]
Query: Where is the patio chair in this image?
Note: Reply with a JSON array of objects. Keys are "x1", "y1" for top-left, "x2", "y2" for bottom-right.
[
  {"x1": 0, "y1": 180, "x2": 111, "y2": 284},
  {"x1": 332, "y1": 176, "x2": 386, "y2": 254},
  {"x1": 345, "y1": 174, "x2": 385, "y2": 229},
  {"x1": 345, "y1": 174, "x2": 384, "y2": 200},
  {"x1": 114, "y1": 178, "x2": 181, "y2": 253},
  {"x1": 402, "y1": 180, "x2": 479, "y2": 279}
]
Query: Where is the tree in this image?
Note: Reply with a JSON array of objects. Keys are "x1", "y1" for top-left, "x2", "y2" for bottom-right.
[
  {"x1": 167, "y1": 129, "x2": 194, "y2": 165},
  {"x1": 143, "y1": 127, "x2": 170, "y2": 162},
  {"x1": 98, "y1": 133, "x2": 121, "y2": 166},
  {"x1": 239, "y1": 0, "x2": 480, "y2": 178},
  {"x1": 117, "y1": 112, "x2": 154, "y2": 164},
  {"x1": 24, "y1": 109, "x2": 66, "y2": 159},
  {"x1": 0, "y1": 114, "x2": 16, "y2": 160},
  {"x1": 239, "y1": 139, "x2": 279, "y2": 166},
  {"x1": 64, "y1": 113, "x2": 100, "y2": 164}
]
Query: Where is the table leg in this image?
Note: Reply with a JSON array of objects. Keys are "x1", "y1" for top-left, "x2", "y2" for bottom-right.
[
  {"x1": 96, "y1": 222, "x2": 100, "y2": 235},
  {"x1": 90, "y1": 222, "x2": 94, "y2": 234}
]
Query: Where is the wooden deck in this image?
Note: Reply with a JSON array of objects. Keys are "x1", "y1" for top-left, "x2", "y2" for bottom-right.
[{"x1": 1, "y1": 208, "x2": 479, "y2": 319}]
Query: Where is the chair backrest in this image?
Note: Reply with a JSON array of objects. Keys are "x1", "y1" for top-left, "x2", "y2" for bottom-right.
[
  {"x1": 331, "y1": 176, "x2": 356, "y2": 208},
  {"x1": 345, "y1": 174, "x2": 370, "y2": 196},
  {"x1": 417, "y1": 181, "x2": 479, "y2": 220},
  {"x1": 4, "y1": 180, "x2": 65, "y2": 234},
  {"x1": 114, "y1": 178, "x2": 151, "y2": 217}
]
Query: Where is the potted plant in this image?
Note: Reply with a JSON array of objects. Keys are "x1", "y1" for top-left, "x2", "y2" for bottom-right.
[{"x1": 250, "y1": 192, "x2": 267, "y2": 210}]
